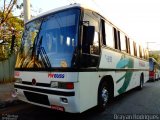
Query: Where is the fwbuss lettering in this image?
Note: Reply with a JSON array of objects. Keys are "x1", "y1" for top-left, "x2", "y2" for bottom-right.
[{"x1": 48, "y1": 73, "x2": 65, "y2": 78}]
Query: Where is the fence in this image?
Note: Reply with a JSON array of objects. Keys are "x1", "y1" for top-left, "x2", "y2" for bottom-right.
[{"x1": 0, "y1": 54, "x2": 16, "y2": 83}]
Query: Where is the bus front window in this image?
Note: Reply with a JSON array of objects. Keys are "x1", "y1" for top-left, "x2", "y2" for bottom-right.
[
  {"x1": 15, "y1": 9, "x2": 80, "y2": 69},
  {"x1": 149, "y1": 59, "x2": 154, "y2": 72}
]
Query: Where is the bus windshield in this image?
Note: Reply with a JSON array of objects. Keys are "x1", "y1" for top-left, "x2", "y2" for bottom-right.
[
  {"x1": 15, "y1": 8, "x2": 80, "y2": 69},
  {"x1": 149, "y1": 61, "x2": 154, "y2": 71},
  {"x1": 149, "y1": 59, "x2": 154, "y2": 71}
]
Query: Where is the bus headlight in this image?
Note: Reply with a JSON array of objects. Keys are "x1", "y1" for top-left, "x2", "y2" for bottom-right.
[
  {"x1": 50, "y1": 81, "x2": 74, "y2": 89},
  {"x1": 15, "y1": 78, "x2": 22, "y2": 83}
]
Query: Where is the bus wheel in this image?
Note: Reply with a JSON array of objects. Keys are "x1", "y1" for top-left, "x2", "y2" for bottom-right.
[
  {"x1": 138, "y1": 75, "x2": 144, "y2": 90},
  {"x1": 98, "y1": 81, "x2": 109, "y2": 112}
]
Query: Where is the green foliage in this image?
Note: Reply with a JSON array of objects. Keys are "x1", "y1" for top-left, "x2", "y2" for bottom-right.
[
  {"x1": 0, "y1": 0, "x2": 17, "y2": 25},
  {"x1": 149, "y1": 53, "x2": 160, "y2": 63},
  {"x1": 0, "y1": 10, "x2": 24, "y2": 61}
]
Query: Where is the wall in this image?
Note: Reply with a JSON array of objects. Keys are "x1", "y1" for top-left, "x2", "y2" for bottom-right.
[{"x1": 0, "y1": 54, "x2": 16, "y2": 83}]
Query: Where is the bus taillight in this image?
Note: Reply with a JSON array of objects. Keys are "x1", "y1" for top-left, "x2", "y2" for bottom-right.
[
  {"x1": 66, "y1": 82, "x2": 74, "y2": 89},
  {"x1": 149, "y1": 71, "x2": 154, "y2": 77}
]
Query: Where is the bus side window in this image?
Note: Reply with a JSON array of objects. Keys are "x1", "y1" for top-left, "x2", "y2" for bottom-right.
[
  {"x1": 133, "y1": 41, "x2": 137, "y2": 56},
  {"x1": 126, "y1": 36, "x2": 130, "y2": 54},
  {"x1": 105, "y1": 22, "x2": 114, "y2": 48},
  {"x1": 91, "y1": 31, "x2": 99, "y2": 54},
  {"x1": 145, "y1": 50, "x2": 149, "y2": 59},
  {"x1": 142, "y1": 48, "x2": 144, "y2": 59},
  {"x1": 139, "y1": 46, "x2": 142, "y2": 58},
  {"x1": 113, "y1": 28, "x2": 121, "y2": 50},
  {"x1": 143, "y1": 49, "x2": 146, "y2": 59},
  {"x1": 130, "y1": 39, "x2": 134, "y2": 56},
  {"x1": 120, "y1": 32, "x2": 127, "y2": 52},
  {"x1": 137, "y1": 44, "x2": 140, "y2": 57},
  {"x1": 83, "y1": 13, "x2": 100, "y2": 55},
  {"x1": 117, "y1": 30, "x2": 121, "y2": 50},
  {"x1": 101, "y1": 19, "x2": 106, "y2": 45}
]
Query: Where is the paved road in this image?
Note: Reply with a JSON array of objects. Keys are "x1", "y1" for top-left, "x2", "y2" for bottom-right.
[{"x1": 1, "y1": 80, "x2": 160, "y2": 120}]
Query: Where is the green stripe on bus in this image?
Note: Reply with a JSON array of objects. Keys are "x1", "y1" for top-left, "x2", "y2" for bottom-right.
[{"x1": 116, "y1": 55, "x2": 134, "y2": 94}]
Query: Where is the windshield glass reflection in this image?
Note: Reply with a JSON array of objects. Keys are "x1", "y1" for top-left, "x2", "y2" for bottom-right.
[{"x1": 15, "y1": 8, "x2": 80, "y2": 69}]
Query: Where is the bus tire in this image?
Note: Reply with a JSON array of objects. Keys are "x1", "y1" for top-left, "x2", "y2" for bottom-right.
[
  {"x1": 97, "y1": 81, "x2": 109, "y2": 112},
  {"x1": 138, "y1": 75, "x2": 144, "y2": 90}
]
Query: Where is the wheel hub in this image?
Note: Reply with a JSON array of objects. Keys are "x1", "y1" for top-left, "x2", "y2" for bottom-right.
[{"x1": 101, "y1": 87, "x2": 109, "y2": 106}]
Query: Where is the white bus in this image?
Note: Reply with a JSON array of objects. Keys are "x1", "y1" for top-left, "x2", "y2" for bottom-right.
[{"x1": 14, "y1": 4, "x2": 149, "y2": 113}]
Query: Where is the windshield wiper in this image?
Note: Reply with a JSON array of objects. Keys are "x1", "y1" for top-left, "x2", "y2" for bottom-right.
[
  {"x1": 36, "y1": 36, "x2": 51, "y2": 68},
  {"x1": 39, "y1": 46, "x2": 51, "y2": 68}
]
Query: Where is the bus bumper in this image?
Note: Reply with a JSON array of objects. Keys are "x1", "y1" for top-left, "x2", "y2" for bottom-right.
[{"x1": 14, "y1": 83, "x2": 80, "y2": 113}]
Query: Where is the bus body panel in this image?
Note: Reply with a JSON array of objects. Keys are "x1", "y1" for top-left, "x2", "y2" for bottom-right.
[
  {"x1": 15, "y1": 87, "x2": 81, "y2": 113},
  {"x1": 99, "y1": 48, "x2": 149, "y2": 96},
  {"x1": 78, "y1": 72, "x2": 100, "y2": 112},
  {"x1": 14, "y1": 71, "x2": 82, "y2": 113}
]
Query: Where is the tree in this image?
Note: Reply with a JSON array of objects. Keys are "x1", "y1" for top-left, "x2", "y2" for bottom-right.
[
  {"x1": 0, "y1": 0, "x2": 41, "y2": 60},
  {"x1": 149, "y1": 53, "x2": 160, "y2": 63},
  {"x1": 0, "y1": 11, "x2": 23, "y2": 60},
  {"x1": 0, "y1": 0, "x2": 24, "y2": 60},
  {"x1": 0, "y1": 0, "x2": 17, "y2": 26}
]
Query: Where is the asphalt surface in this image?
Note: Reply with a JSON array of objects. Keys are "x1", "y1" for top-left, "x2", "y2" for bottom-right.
[
  {"x1": 0, "y1": 82, "x2": 17, "y2": 109},
  {"x1": 0, "y1": 80, "x2": 160, "y2": 120}
]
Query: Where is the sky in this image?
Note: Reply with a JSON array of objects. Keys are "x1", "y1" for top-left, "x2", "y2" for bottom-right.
[{"x1": 18, "y1": 0, "x2": 160, "y2": 50}]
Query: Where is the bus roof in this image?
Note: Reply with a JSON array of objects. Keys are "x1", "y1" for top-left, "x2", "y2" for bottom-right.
[{"x1": 26, "y1": 3, "x2": 98, "y2": 24}]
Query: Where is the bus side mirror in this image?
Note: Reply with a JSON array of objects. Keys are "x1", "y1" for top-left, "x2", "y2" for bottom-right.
[{"x1": 82, "y1": 26, "x2": 95, "y2": 53}]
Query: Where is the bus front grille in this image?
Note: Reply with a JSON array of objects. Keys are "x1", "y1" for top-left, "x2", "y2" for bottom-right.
[{"x1": 24, "y1": 91, "x2": 50, "y2": 106}]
